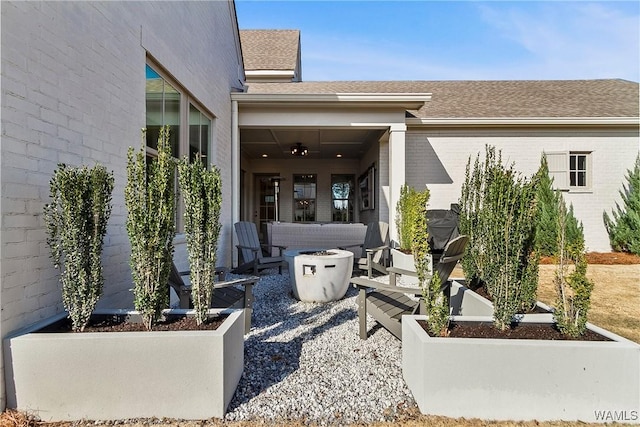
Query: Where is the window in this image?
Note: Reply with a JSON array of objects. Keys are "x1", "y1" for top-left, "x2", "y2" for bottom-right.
[
  {"x1": 145, "y1": 64, "x2": 180, "y2": 157},
  {"x1": 569, "y1": 153, "x2": 588, "y2": 188},
  {"x1": 189, "y1": 103, "x2": 211, "y2": 164},
  {"x1": 293, "y1": 174, "x2": 316, "y2": 222},
  {"x1": 331, "y1": 175, "x2": 355, "y2": 222},
  {"x1": 145, "y1": 62, "x2": 215, "y2": 230},
  {"x1": 544, "y1": 151, "x2": 592, "y2": 191}
]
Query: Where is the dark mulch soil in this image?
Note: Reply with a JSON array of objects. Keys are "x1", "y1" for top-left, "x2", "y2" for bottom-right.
[
  {"x1": 540, "y1": 251, "x2": 640, "y2": 265},
  {"x1": 419, "y1": 320, "x2": 611, "y2": 341},
  {"x1": 37, "y1": 314, "x2": 227, "y2": 333}
]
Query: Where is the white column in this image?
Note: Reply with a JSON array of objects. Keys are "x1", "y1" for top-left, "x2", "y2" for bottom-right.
[
  {"x1": 231, "y1": 100, "x2": 239, "y2": 267},
  {"x1": 388, "y1": 123, "x2": 406, "y2": 245}
]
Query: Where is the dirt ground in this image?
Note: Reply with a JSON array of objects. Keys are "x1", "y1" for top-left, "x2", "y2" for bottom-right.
[{"x1": 3, "y1": 252, "x2": 638, "y2": 427}]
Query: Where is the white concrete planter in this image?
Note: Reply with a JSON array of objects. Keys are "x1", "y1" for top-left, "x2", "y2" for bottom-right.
[
  {"x1": 448, "y1": 280, "x2": 553, "y2": 316},
  {"x1": 4, "y1": 308, "x2": 245, "y2": 421},
  {"x1": 448, "y1": 280, "x2": 494, "y2": 316},
  {"x1": 285, "y1": 249, "x2": 353, "y2": 302},
  {"x1": 403, "y1": 314, "x2": 640, "y2": 423}
]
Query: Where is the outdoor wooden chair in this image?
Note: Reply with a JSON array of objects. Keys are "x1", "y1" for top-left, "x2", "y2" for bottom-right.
[
  {"x1": 168, "y1": 235, "x2": 260, "y2": 333},
  {"x1": 233, "y1": 221, "x2": 287, "y2": 275},
  {"x1": 351, "y1": 234, "x2": 468, "y2": 340},
  {"x1": 340, "y1": 221, "x2": 390, "y2": 278}
]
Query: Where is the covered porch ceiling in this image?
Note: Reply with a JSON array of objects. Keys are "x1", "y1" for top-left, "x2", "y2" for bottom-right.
[
  {"x1": 239, "y1": 127, "x2": 387, "y2": 159},
  {"x1": 232, "y1": 91, "x2": 431, "y2": 160}
]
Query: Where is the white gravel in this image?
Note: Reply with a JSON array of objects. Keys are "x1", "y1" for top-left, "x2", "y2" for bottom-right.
[{"x1": 224, "y1": 269, "x2": 418, "y2": 425}]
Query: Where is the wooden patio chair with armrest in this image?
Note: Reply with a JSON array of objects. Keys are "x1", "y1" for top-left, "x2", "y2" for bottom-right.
[
  {"x1": 233, "y1": 221, "x2": 287, "y2": 275},
  {"x1": 339, "y1": 221, "x2": 390, "y2": 278},
  {"x1": 168, "y1": 236, "x2": 260, "y2": 333},
  {"x1": 351, "y1": 234, "x2": 468, "y2": 340},
  {"x1": 168, "y1": 265, "x2": 259, "y2": 334}
]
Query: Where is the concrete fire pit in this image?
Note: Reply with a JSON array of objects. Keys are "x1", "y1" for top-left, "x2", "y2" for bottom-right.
[{"x1": 285, "y1": 249, "x2": 354, "y2": 302}]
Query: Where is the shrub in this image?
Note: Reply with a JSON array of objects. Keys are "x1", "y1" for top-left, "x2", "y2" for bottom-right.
[
  {"x1": 459, "y1": 145, "x2": 538, "y2": 330},
  {"x1": 554, "y1": 195, "x2": 593, "y2": 337},
  {"x1": 604, "y1": 154, "x2": 640, "y2": 255},
  {"x1": 395, "y1": 184, "x2": 429, "y2": 252},
  {"x1": 423, "y1": 271, "x2": 449, "y2": 336},
  {"x1": 44, "y1": 164, "x2": 114, "y2": 332},
  {"x1": 126, "y1": 126, "x2": 176, "y2": 330},
  {"x1": 177, "y1": 156, "x2": 223, "y2": 326},
  {"x1": 534, "y1": 154, "x2": 584, "y2": 257}
]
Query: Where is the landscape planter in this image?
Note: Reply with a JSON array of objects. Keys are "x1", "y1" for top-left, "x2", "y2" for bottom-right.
[
  {"x1": 4, "y1": 308, "x2": 244, "y2": 421},
  {"x1": 448, "y1": 279, "x2": 552, "y2": 316},
  {"x1": 402, "y1": 314, "x2": 640, "y2": 423},
  {"x1": 448, "y1": 280, "x2": 494, "y2": 316}
]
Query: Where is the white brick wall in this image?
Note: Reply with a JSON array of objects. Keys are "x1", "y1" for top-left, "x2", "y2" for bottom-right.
[
  {"x1": 405, "y1": 128, "x2": 639, "y2": 252},
  {"x1": 1, "y1": 0, "x2": 242, "y2": 409}
]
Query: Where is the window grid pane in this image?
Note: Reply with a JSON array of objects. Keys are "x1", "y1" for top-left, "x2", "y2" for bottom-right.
[
  {"x1": 331, "y1": 174, "x2": 355, "y2": 222},
  {"x1": 293, "y1": 175, "x2": 316, "y2": 222},
  {"x1": 569, "y1": 153, "x2": 589, "y2": 188}
]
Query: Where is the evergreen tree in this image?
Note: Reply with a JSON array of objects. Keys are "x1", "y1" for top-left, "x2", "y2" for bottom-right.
[
  {"x1": 604, "y1": 155, "x2": 640, "y2": 255},
  {"x1": 534, "y1": 154, "x2": 585, "y2": 257},
  {"x1": 534, "y1": 155, "x2": 560, "y2": 256}
]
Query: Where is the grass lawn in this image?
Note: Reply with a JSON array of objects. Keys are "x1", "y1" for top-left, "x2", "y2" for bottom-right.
[{"x1": 537, "y1": 263, "x2": 639, "y2": 343}]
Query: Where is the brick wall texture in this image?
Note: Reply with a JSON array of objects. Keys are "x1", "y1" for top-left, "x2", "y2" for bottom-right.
[
  {"x1": 1, "y1": 1, "x2": 242, "y2": 408},
  {"x1": 405, "y1": 128, "x2": 639, "y2": 252}
]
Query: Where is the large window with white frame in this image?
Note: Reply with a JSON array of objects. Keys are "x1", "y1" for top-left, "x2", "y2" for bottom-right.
[
  {"x1": 545, "y1": 151, "x2": 592, "y2": 191},
  {"x1": 145, "y1": 61, "x2": 214, "y2": 230}
]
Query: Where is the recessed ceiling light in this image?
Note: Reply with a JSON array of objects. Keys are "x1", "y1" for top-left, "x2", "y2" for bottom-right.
[
  {"x1": 262, "y1": 154, "x2": 268, "y2": 158},
  {"x1": 336, "y1": 154, "x2": 342, "y2": 158}
]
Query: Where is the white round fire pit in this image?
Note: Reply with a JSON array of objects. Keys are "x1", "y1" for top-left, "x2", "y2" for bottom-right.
[{"x1": 284, "y1": 249, "x2": 354, "y2": 303}]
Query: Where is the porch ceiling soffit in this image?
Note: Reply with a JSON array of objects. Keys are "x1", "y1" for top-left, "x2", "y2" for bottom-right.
[{"x1": 232, "y1": 92, "x2": 428, "y2": 160}]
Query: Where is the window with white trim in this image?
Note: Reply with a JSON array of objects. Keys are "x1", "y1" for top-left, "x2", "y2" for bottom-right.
[
  {"x1": 145, "y1": 61, "x2": 214, "y2": 230},
  {"x1": 544, "y1": 151, "x2": 592, "y2": 191}
]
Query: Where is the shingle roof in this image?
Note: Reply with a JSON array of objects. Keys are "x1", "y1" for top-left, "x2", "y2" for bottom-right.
[
  {"x1": 244, "y1": 79, "x2": 639, "y2": 118},
  {"x1": 240, "y1": 30, "x2": 300, "y2": 71}
]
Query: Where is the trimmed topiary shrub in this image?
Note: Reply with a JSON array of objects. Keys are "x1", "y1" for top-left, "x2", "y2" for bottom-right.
[
  {"x1": 178, "y1": 155, "x2": 223, "y2": 326},
  {"x1": 44, "y1": 164, "x2": 114, "y2": 332},
  {"x1": 459, "y1": 145, "x2": 538, "y2": 330},
  {"x1": 126, "y1": 126, "x2": 176, "y2": 330},
  {"x1": 395, "y1": 184, "x2": 429, "y2": 253}
]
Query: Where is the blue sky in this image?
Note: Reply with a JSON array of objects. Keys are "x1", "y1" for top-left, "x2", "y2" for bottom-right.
[{"x1": 235, "y1": 1, "x2": 640, "y2": 82}]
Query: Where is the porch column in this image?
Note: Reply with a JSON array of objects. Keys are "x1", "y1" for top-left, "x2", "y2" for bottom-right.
[
  {"x1": 388, "y1": 123, "x2": 406, "y2": 245},
  {"x1": 231, "y1": 100, "x2": 239, "y2": 267}
]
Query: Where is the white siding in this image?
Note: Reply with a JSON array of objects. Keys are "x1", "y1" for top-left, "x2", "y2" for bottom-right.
[
  {"x1": 1, "y1": 0, "x2": 242, "y2": 409},
  {"x1": 405, "y1": 128, "x2": 639, "y2": 252}
]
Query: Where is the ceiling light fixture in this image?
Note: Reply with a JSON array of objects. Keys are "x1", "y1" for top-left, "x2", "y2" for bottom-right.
[{"x1": 290, "y1": 142, "x2": 309, "y2": 157}]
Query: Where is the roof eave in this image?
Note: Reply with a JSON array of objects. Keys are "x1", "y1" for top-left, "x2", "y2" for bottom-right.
[
  {"x1": 231, "y1": 92, "x2": 431, "y2": 109},
  {"x1": 406, "y1": 117, "x2": 640, "y2": 127}
]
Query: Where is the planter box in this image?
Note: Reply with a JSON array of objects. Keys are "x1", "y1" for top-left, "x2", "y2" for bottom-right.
[
  {"x1": 403, "y1": 315, "x2": 640, "y2": 423},
  {"x1": 4, "y1": 308, "x2": 244, "y2": 421},
  {"x1": 448, "y1": 280, "x2": 494, "y2": 316},
  {"x1": 449, "y1": 279, "x2": 552, "y2": 317}
]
